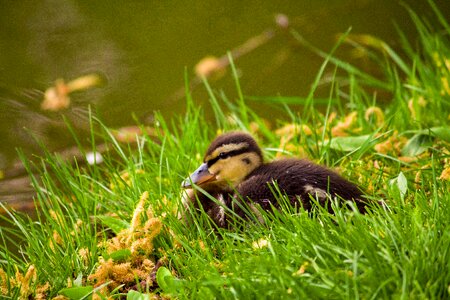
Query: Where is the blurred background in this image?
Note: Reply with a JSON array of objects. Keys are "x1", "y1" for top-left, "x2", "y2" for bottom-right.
[{"x1": 1, "y1": 0, "x2": 449, "y2": 174}]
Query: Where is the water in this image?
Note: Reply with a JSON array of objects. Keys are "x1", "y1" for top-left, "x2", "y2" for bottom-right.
[{"x1": 0, "y1": 0, "x2": 449, "y2": 173}]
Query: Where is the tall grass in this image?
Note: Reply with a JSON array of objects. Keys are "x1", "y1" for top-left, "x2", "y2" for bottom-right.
[{"x1": 1, "y1": 2, "x2": 450, "y2": 299}]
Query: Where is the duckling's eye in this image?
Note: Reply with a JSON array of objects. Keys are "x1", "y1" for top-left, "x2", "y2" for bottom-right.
[{"x1": 218, "y1": 152, "x2": 228, "y2": 159}]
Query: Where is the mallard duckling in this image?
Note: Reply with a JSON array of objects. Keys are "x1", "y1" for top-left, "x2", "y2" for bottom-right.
[{"x1": 181, "y1": 131, "x2": 366, "y2": 227}]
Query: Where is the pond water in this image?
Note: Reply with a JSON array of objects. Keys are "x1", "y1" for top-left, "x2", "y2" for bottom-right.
[{"x1": 1, "y1": 0, "x2": 449, "y2": 174}]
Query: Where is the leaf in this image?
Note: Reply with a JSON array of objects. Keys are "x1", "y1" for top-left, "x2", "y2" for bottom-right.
[
  {"x1": 390, "y1": 172, "x2": 408, "y2": 199},
  {"x1": 156, "y1": 267, "x2": 172, "y2": 292},
  {"x1": 156, "y1": 267, "x2": 184, "y2": 295},
  {"x1": 397, "y1": 172, "x2": 408, "y2": 198},
  {"x1": 401, "y1": 126, "x2": 450, "y2": 156},
  {"x1": 196, "y1": 286, "x2": 216, "y2": 298},
  {"x1": 96, "y1": 215, "x2": 129, "y2": 234},
  {"x1": 401, "y1": 134, "x2": 433, "y2": 156},
  {"x1": 407, "y1": 127, "x2": 450, "y2": 142},
  {"x1": 73, "y1": 273, "x2": 83, "y2": 287},
  {"x1": 426, "y1": 127, "x2": 450, "y2": 142},
  {"x1": 127, "y1": 290, "x2": 151, "y2": 300},
  {"x1": 107, "y1": 249, "x2": 132, "y2": 262},
  {"x1": 58, "y1": 286, "x2": 93, "y2": 300},
  {"x1": 327, "y1": 135, "x2": 371, "y2": 152}
]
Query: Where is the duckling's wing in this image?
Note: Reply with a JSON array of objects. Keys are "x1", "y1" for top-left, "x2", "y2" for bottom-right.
[
  {"x1": 236, "y1": 160, "x2": 311, "y2": 209},
  {"x1": 237, "y1": 159, "x2": 364, "y2": 209}
]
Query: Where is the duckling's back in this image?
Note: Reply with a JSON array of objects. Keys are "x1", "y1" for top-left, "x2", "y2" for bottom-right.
[{"x1": 236, "y1": 159, "x2": 365, "y2": 212}]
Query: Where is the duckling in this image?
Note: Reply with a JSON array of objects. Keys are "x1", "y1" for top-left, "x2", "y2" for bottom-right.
[{"x1": 181, "y1": 131, "x2": 366, "y2": 227}]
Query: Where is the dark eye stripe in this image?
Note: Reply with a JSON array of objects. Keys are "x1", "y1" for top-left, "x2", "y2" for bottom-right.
[{"x1": 206, "y1": 148, "x2": 248, "y2": 167}]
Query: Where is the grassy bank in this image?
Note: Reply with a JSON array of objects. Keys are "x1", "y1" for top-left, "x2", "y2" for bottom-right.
[{"x1": 1, "y1": 2, "x2": 450, "y2": 299}]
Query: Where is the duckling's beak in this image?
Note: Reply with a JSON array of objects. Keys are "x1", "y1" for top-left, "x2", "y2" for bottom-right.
[{"x1": 182, "y1": 163, "x2": 216, "y2": 188}]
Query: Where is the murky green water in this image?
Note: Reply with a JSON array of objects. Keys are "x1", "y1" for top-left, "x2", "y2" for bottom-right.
[{"x1": 0, "y1": 0, "x2": 449, "y2": 172}]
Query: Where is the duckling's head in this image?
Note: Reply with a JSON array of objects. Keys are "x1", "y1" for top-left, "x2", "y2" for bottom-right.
[{"x1": 182, "y1": 132, "x2": 263, "y2": 189}]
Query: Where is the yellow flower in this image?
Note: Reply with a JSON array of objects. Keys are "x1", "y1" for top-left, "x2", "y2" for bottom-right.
[
  {"x1": 364, "y1": 106, "x2": 384, "y2": 126},
  {"x1": 88, "y1": 191, "x2": 163, "y2": 296},
  {"x1": 331, "y1": 112, "x2": 358, "y2": 137},
  {"x1": 293, "y1": 261, "x2": 309, "y2": 276},
  {"x1": 374, "y1": 131, "x2": 407, "y2": 155},
  {"x1": 252, "y1": 238, "x2": 269, "y2": 249},
  {"x1": 195, "y1": 56, "x2": 224, "y2": 78},
  {"x1": 276, "y1": 123, "x2": 312, "y2": 137},
  {"x1": 441, "y1": 76, "x2": 450, "y2": 95},
  {"x1": 407, "y1": 96, "x2": 427, "y2": 120},
  {"x1": 439, "y1": 166, "x2": 450, "y2": 181}
]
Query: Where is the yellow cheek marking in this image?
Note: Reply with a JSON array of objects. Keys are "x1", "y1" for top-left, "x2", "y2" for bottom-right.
[{"x1": 208, "y1": 152, "x2": 261, "y2": 185}]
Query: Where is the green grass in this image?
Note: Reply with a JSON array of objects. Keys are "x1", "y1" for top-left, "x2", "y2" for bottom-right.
[{"x1": 1, "y1": 2, "x2": 450, "y2": 299}]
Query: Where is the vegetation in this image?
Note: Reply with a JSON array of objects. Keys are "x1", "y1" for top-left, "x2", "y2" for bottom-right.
[{"x1": 1, "y1": 2, "x2": 449, "y2": 299}]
